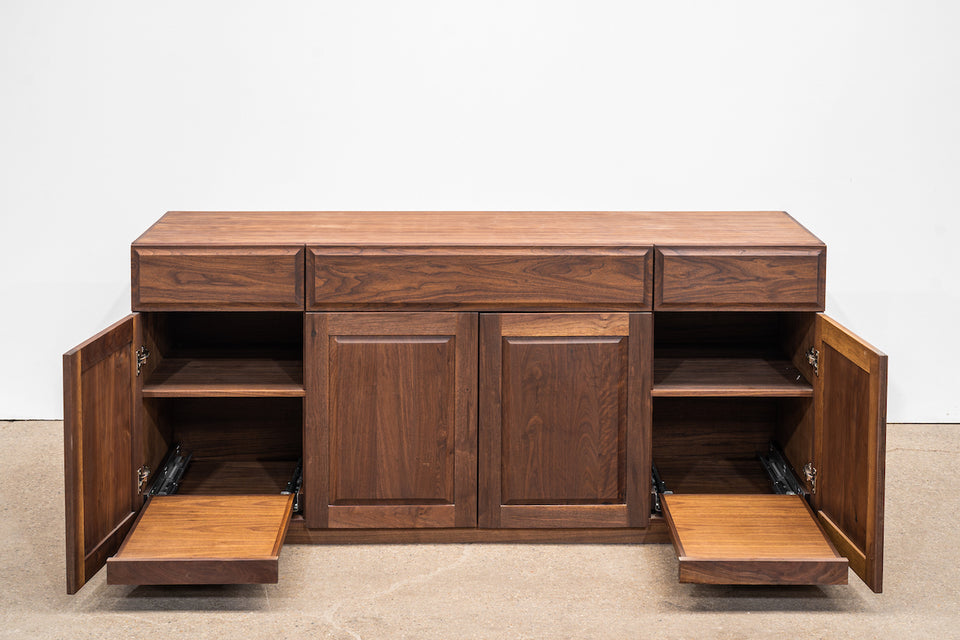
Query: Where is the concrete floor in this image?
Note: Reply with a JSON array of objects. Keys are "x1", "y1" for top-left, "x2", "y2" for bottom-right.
[{"x1": 1, "y1": 421, "x2": 958, "y2": 639}]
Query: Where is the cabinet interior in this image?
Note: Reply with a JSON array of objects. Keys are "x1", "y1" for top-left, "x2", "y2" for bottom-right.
[
  {"x1": 652, "y1": 312, "x2": 816, "y2": 495},
  {"x1": 137, "y1": 312, "x2": 305, "y2": 497},
  {"x1": 140, "y1": 312, "x2": 305, "y2": 397},
  {"x1": 142, "y1": 397, "x2": 303, "y2": 496}
]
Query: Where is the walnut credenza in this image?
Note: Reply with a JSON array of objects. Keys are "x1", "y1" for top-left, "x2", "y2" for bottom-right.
[{"x1": 63, "y1": 212, "x2": 886, "y2": 593}]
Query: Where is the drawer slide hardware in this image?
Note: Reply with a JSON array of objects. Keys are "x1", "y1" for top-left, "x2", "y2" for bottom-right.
[
  {"x1": 135, "y1": 345, "x2": 150, "y2": 377},
  {"x1": 282, "y1": 458, "x2": 304, "y2": 513},
  {"x1": 650, "y1": 464, "x2": 672, "y2": 515},
  {"x1": 148, "y1": 443, "x2": 193, "y2": 497},
  {"x1": 759, "y1": 442, "x2": 807, "y2": 496},
  {"x1": 803, "y1": 462, "x2": 818, "y2": 494},
  {"x1": 806, "y1": 346, "x2": 820, "y2": 376}
]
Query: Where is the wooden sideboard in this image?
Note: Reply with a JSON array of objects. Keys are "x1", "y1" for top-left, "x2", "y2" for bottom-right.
[{"x1": 63, "y1": 212, "x2": 886, "y2": 594}]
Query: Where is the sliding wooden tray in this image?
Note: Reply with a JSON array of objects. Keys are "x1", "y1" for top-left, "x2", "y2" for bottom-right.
[
  {"x1": 107, "y1": 495, "x2": 294, "y2": 585},
  {"x1": 662, "y1": 494, "x2": 848, "y2": 586}
]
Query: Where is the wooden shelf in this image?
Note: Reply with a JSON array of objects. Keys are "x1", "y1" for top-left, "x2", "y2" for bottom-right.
[
  {"x1": 142, "y1": 358, "x2": 305, "y2": 398},
  {"x1": 652, "y1": 354, "x2": 812, "y2": 397}
]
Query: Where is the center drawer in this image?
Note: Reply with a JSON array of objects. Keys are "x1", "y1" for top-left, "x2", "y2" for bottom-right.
[{"x1": 306, "y1": 246, "x2": 653, "y2": 310}]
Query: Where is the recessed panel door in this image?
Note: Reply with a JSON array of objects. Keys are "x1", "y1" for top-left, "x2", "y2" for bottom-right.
[
  {"x1": 305, "y1": 313, "x2": 477, "y2": 528},
  {"x1": 814, "y1": 314, "x2": 888, "y2": 592},
  {"x1": 63, "y1": 315, "x2": 140, "y2": 593},
  {"x1": 480, "y1": 313, "x2": 651, "y2": 528}
]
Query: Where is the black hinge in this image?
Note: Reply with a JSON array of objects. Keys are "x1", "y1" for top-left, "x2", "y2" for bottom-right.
[{"x1": 806, "y1": 346, "x2": 820, "y2": 376}]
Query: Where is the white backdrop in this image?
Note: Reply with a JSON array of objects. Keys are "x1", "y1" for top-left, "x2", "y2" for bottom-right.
[{"x1": 1, "y1": 1, "x2": 957, "y2": 421}]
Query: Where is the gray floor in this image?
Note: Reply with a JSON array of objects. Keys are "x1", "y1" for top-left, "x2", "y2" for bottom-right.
[{"x1": 1, "y1": 422, "x2": 958, "y2": 640}]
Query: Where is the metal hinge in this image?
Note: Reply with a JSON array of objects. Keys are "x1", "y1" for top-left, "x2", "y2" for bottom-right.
[
  {"x1": 803, "y1": 462, "x2": 818, "y2": 494},
  {"x1": 137, "y1": 465, "x2": 151, "y2": 495},
  {"x1": 806, "y1": 346, "x2": 820, "y2": 377},
  {"x1": 135, "y1": 345, "x2": 150, "y2": 377}
]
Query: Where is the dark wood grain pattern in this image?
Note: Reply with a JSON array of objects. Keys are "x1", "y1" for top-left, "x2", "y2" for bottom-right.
[
  {"x1": 814, "y1": 314, "x2": 887, "y2": 593},
  {"x1": 107, "y1": 495, "x2": 293, "y2": 585},
  {"x1": 309, "y1": 312, "x2": 477, "y2": 528},
  {"x1": 63, "y1": 315, "x2": 139, "y2": 594},
  {"x1": 286, "y1": 516, "x2": 671, "y2": 544},
  {"x1": 653, "y1": 354, "x2": 812, "y2": 397},
  {"x1": 133, "y1": 247, "x2": 304, "y2": 310},
  {"x1": 662, "y1": 494, "x2": 847, "y2": 586},
  {"x1": 653, "y1": 398, "x2": 780, "y2": 494},
  {"x1": 175, "y1": 461, "x2": 298, "y2": 495},
  {"x1": 134, "y1": 211, "x2": 824, "y2": 247},
  {"x1": 142, "y1": 358, "x2": 304, "y2": 397},
  {"x1": 480, "y1": 313, "x2": 649, "y2": 528},
  {"x1": 160, "y1": 397, "x2": 302, "y2": 462},
  {"x1": 308, "y1": 246, "x2": 652, "y2": 310},
  {"x1": 655, "y1": 247, "x2": 825, "y2": 311}
]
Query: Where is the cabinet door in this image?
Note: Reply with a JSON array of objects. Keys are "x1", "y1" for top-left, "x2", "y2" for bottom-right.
[
  {"x1": 814, "y1": 314, "x2": 887, "y2": 593},
  {"x1": 479, "y1": 313, "x2": 651, "y2": 528},
  {"x1": 63, "y1": 315, "x2": 140, "y2": 593},
  {"x1": 304, "y1": 313, "x2": 477, "y2": 528}
]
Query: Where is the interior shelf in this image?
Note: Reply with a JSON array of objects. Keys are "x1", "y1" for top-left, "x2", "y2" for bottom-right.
[
  {"x1": 652, "y1": 352, "x2": 812, "y2": 398},
  {"x1": 142, "y1": 358, "x2": 305, "y2": 398}
]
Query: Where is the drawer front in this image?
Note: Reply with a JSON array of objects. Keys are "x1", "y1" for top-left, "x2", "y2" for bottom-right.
[
  {"x1": 655, "y1": 247, "x2": 825, "y2": 310},
  {"x1": 133, "y1": 247, "x2": 304, "y2": 310},
  {"x1": 307, "y1": 247, "x2": 652, "y2": 310}
]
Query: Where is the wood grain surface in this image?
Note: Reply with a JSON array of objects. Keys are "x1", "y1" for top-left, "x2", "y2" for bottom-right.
[
  {"x1": 134, "y1": 211, "x2": 823, "y2": 247},
  {"x1": 662, "y1": 494, "x2": 847, "y2": 586},
  {"x1": 308, "y1": 246, "x2": 651, "y2": 310},
  {"x1": 480, "y1": 313, "x2": 650, "y2": 528},
  {"x1": 655, "y1": 247, "x2": 825, "y2": 311},
  {"x1": 63, "y1": 315, "x2": 139, "y2": 594},
  {"x1": 814, "y1": 314, "x2": 887, "y2": 593},
  {"x1": 142, "y1": 358, "x2": 305, "y2": 397},
  {"x1": 306, "y1": 312, "x2": 477, "y2": 528},
  {"x1": 107, "y1": 494, "x2": 293, "y2": 585},
  {"x1": 653, "y1": 354, "x2": 812, "y2": 397},
  {"x1": 133, "y1": 247, "x2": 304, "y2": 310}
]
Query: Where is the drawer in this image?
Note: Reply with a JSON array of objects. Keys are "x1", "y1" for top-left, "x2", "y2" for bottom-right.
[
  {"x1": 132, "y1": 247, "x2": 304, "y2": 311},
  {"x1": 307, "y1": 246, "x2": 652, "y2": 310},
  {"x1": 107, "y1": 495, "x2": 294, "y2": 585},
  {"x1": 662, "y1": 494, "x2": 847, "y2": 585},
  {"x1": 654, "y1": 247, "x2": 825, "y2": 311}
]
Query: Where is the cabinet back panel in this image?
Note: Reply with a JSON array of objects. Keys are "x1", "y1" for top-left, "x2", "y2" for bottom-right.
[
  {"x1": 150, "y1": 312, "x2": 303, "y2": 357},
  {"x1": 653, "y1": 398, "x2": 778, "y2": 494},
  {"x1": 159, "y1": 398, "x2": 302, "y2": 461}
]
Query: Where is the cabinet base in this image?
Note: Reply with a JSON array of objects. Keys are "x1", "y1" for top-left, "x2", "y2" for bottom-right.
[{"x1": 285, "y1": 516, "x2": 670, "y2": 544}]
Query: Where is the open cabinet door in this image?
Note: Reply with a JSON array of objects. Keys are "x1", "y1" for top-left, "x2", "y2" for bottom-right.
[
  {"x1": 63, "y1": 315, "x2": 140, "y2": 593},
  {"x1": 814, "y1": 315, "x2": 887, "y2": 593}
]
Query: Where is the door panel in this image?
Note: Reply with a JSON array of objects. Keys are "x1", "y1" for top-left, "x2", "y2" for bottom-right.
[
  {"x1": 305, "y1": 313, "x2": 477, "y2": 528},
  {"x1": 63, "y1": 315, "x2": 139, "y2": 593},
  {"x1": 480, "y1": 313, "x2": 651, "y2": 528},
  {"x1": 815, "y1": 315, "x2": 887, "y2": 592}
]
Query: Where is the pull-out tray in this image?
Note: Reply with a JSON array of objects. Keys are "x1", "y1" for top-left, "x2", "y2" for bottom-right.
[
  {"x1": 661, "y1": 494, "x2": 847, "y2": 586},
  {"x1": 107, "y1": 495, "x2": 294, "y2": 585}
]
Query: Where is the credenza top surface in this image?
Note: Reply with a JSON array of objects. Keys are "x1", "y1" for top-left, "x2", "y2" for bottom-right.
[{"x1": 133, "y1": 211, "x2": 823, "y2": 247}]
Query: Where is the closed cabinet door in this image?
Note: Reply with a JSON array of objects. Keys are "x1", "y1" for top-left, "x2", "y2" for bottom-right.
[
  {"x1": 479, "y1": 313, "x2": 652, "y2": 528},
  {"x1": 304, "y1": 313, "x2": 477, "y2": 528}
]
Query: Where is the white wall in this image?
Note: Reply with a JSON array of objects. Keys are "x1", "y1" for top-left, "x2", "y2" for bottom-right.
[{"x1": 1, "y1": 1, "x2": 957, "y2": 421}]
